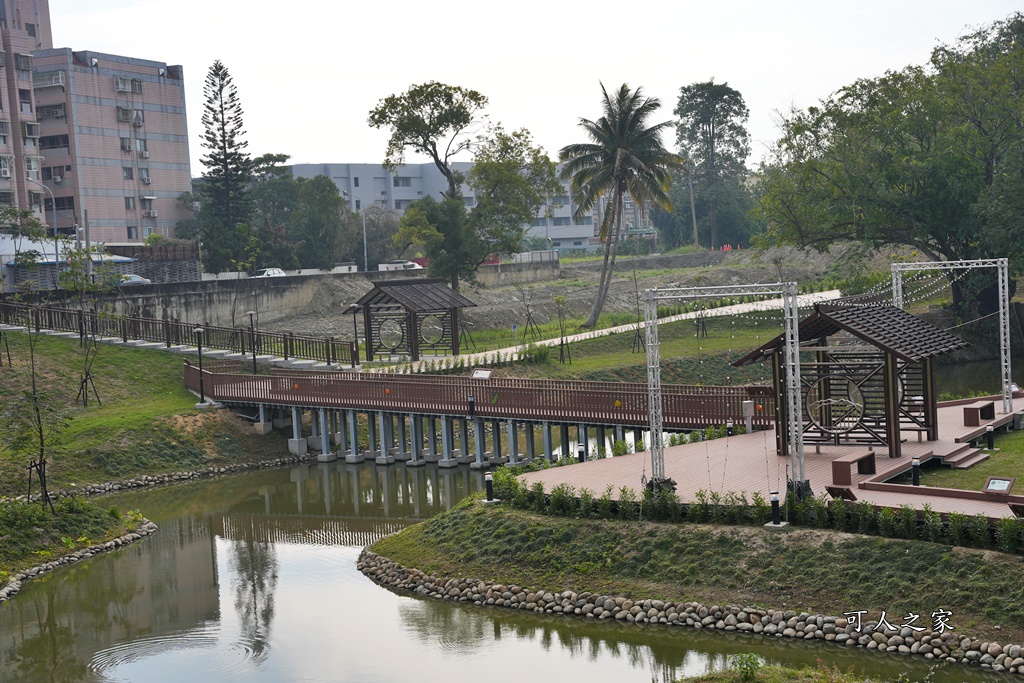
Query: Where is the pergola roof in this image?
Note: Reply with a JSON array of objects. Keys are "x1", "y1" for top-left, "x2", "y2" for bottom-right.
[
  {"x1": 353, "y1": 279, "x2": 477, "y2": 312},
  {"x1": 734, "y1": 304, "x2": 969, "y2": 366}
]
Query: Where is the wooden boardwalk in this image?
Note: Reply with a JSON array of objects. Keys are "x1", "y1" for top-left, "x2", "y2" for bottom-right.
[{"x1": 520, "y1": 396, "x2": 1024, "y2": 520}]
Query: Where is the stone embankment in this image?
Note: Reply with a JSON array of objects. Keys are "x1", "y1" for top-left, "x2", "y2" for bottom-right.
[
  {"x1": 0, "y1": 518, "x2": 159, "y2": 604},
  {"x1": 359, "y1": 550, "x2": 1024, "y2": 675}
]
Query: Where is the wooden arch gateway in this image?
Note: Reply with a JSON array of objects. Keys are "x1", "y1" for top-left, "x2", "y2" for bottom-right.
[
  {"x1": 353, "y1": 279, "x2": 476, "y2": 362},
  {"x1": 734, "y1": 304, "x2": 968, "y2": 460}
]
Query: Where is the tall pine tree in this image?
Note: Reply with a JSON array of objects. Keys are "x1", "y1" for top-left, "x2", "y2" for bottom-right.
[{"x1": 199, "y1": 61, "x2": 252, "y2": 272}]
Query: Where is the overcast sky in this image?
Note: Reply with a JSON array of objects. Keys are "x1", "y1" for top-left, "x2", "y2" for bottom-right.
[{"x1": 49, "y1": 0, "x2": 1021, "y2": 176}]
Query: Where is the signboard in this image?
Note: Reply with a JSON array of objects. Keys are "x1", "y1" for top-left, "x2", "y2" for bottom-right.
[{"x1": 983, "y1": 477, "x2": 1015, "y2": 494}]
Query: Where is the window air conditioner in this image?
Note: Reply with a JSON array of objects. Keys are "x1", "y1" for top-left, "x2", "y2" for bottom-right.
[
  {"x1": 0, "y1": 167, "x2": 10, "y2": 178},
  {"x1": 141, "y1": 151, "x2": 150, "y2": 158},
  {"x1": 53, "y1": 175, "x2": 63, "y2": 183}
]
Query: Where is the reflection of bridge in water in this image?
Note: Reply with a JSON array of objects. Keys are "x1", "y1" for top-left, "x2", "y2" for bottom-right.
[{"x1": 216, "y1": 514, "x2": 408, "y2": 547}]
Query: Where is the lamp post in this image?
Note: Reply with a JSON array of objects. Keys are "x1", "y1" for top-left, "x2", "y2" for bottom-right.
[
  {"x1": 27, "y1": 177, "x2": 59, "y2": 285},
  {"x1": 340, "y1": 189, "x2": 368, "y2": 272},
  {"x1": 246, "y1": 310, "x2": 258, "y2": 375},
  {"x1": 194, "y1": 327, "x2": 205, "y2": 404}
]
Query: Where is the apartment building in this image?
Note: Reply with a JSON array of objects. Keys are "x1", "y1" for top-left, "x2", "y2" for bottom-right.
[
  {"x1": 0, "y1": 1, "x2": 190, "y2": 245},
  {"x1": 290, "y1": 161, "x2": 607, "y2": 252},
  {"x1": 31, "y1": 49, "x2": 192, "y2": 243}
]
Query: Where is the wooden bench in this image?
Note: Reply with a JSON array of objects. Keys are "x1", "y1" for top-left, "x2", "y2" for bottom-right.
[
  {"x1": 831, "y1": 448, "x2": 876, "y2": 486},
  {"x1": 963, "y1": 400, "x2": 995, "y2": 427}
]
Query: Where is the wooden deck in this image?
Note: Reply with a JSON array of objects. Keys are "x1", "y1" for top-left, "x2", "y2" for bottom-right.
[{"x1": 519, "y1": 396, "x2": 1024, "y2": 520}]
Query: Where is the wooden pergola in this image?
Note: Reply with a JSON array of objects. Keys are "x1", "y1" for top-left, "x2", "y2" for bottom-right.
[
  {"x1": 353, "y1": 279, "x2": 476, "y2": 362},
  {"x1": 735, "y1": 304, "x2": 969, "y2": 460}
]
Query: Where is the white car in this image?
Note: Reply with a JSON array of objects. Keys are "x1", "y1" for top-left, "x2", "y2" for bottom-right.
[{"x1": 251, "y1": 268, "x2": 286, "y2": 278}]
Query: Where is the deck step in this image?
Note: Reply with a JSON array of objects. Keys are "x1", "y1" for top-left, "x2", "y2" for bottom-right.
[
  {"x1": 936, "y1": 442, "x2": 973, "y2": 461},
  {"x1": 951, "y1": 450, "x2": 990, "y2": 469}
]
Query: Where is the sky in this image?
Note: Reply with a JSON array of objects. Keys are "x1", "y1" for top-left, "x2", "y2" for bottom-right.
[{"x1": 49, "y1": 0, "x2": 1022, "y2": 176}]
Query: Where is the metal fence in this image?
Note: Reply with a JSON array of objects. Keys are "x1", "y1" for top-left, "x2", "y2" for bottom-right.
[{"x1": 0, "y1": 300, "x2": 358, "y2": 368}]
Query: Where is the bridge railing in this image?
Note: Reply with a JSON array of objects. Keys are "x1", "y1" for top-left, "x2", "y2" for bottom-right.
[
  {"x1": 184, "y1": 363, "x2": 775, "y2": 429},
  {"x1": 0, "y1": 300, "x2": 358, "y2": 367}
]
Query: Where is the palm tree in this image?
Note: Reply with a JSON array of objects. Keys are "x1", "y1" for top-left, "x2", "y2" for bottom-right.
[{"x1": 560, "y1": 83, "x2": 681, "y2": 329}]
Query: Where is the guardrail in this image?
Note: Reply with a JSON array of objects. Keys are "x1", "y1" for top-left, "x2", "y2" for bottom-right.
[
  {"x1": 184, "y1": 363, "x2": 775, "y2": 429},
  {"x1": 0, "y1": 301, "x2": 358, "y2": 368}
]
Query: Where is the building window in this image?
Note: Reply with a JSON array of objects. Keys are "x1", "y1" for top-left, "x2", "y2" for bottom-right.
[
  {"x1": 355, "y1": 199, "x2": 361, "y2": 210},
  {"x1": 39, "y1": 134, "x2": 69, "y2": 150},
  {"x1": 553, "y1": 217, "x2": 571, "y2": 226},
  {"x1": 139, "y1": 168, "x2": 150, "y2": 184},
  {"x1": 125, "y1": 197, "x2": 136, "y2": 210},
  {"x1": 552, "y1": 195, "x2": 570, "y2": 205},
  {"x1": 573, "y1": 240, "x2": 583, "y2": 246},
  {"x1": 47, "y1": 196, "x2": 75, "y2": 212},
  {"x1": 0, "y1": 191, "x2": 13, "y2": 205},
  {"x1": 38, "y1": 104, "x2": 65, "y2": 120},
  {"x1": 25, "y1": 23, "x2": 35, "y2": 37},
  {"x1": 15, "y1": 54, "x2": 32, "y2": 71},
  {"x1": 531, "y1": 217, "x2": 546, "y2": 227},
  {"x1": 123, "y1": 167, "x2": 134, "y2": 180},
  {"x1": 132, "y1": 79, "x2": 143, "y2": 94},
  {"x1": 463, "y1": 196, "x2": 475, "y2": 207},
  {"x1": 115, "y1": 76, "x2": 132, "y2": 92},
  {"x1": 22, "y1": 122, "x2": 40, "y2": 139},
  {"x1": 42, "y1": 166, "x2": 64, "y2": 181},
  {"x1": 394, "y1": 199, "x2": 412, "y2": 210},
  {"x1": 393, "y1": 177, "x2": 411, "y2": 188},
  {"x1": 142, "y1": 227, "x2": 153, "y2": 238},
  {"x1": 127, "y1": 226, "x2": 138, "y2": 240},
  {"x1": 0, "y1": 156, "x2": 13, "y2": 179},
  {"x1": 117, "y1": 107, "x2": 144, "y2": 125},
  {"x1": 0, "y1": 122, "x2": 8, "y2": 145},
  {"x1": 18, "y1": 89, "x2": 31, "y2": 114},
  {"x1": 24, "y1": 157, "x2": 39, "y2": 181},
  {"x1": 140, "y1": 197, "x2": 153, "y2": 210},
  {"x1": 136, "y1": 139, "x2": 148, "y2": 156},
  {"x1": 120, "y1": 137, "x2": 133, "y2": 152},
  {"x1": 575, "y1": 215, "x2": 593, "y2": 226},
  {"x1": 353, "y1": 177, "x2": 359, "y2": 188}
]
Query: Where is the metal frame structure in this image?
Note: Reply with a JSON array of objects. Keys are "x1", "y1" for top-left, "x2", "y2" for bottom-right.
[
  {"x1": 643, "y1": 282, "x2": 806, "y2": 492},
  {"x1": 892, "y1": 259, "x2": 1011, "y2": 413}
]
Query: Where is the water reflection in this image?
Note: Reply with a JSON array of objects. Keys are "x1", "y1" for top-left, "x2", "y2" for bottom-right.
[{"x1": 0, "y1": 461, "x2": 1009, "y2": 683}]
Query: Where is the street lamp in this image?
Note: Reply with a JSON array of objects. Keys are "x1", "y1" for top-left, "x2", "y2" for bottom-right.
[
  {"x1": 27, "y1": 177, "x2": 59, "y2": 284},
  {"x1": 194, "y1": 327, "x2": 206, "y2": 404},
  {"x1": 340, "y1": 189, "x2": 368, "y2": 272},
  {"x1": 246, "y1": 310, "x2": 258, "y2": 375}
]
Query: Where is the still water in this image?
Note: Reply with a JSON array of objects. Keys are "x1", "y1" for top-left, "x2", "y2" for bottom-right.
[{"x1": 0, "y1": 461, "x2": 1009, "y2": 683}]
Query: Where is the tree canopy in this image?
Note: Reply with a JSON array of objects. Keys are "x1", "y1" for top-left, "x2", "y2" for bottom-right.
[
  {"x1": 367, "y1": 81, "x2": 488, "y2": 197},
  {"x1": 756, "y1": 14, "x2": 1024, "y2": 308}
]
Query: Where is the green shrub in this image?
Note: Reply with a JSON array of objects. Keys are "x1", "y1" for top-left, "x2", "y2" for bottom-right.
[
  {"x1": 969, "y1": 514, "x2": 991, "y2": 549},
  {"x1": 577, "y1": 488, "x2": 595, "y2": 519},
  {"x1": 691, "y1": 490, "x2": 711, "y2": 523},
  {"x1": 549, "y1": 484, "x2": 576, "y2": 516},
  {"x1": 530, "y1": 482, "x2": 547, "y2": 514},
  {"x1": 827, "y1": 499, "x2": 848, "y2": 532},
  {"x1": 877, "y1": 508, "x2": 897, "y2": 537},
  {"x1": 920, "y1": 505, "x2": 943, "y2": 543},
  {"x1": 897, "y1": 505, "x2": 918, "y2": 540},
  {"x1": 751, "y1": 491, "x2": 771, "y2": 525},
  {"x1": 995, "y1": 517, "x2": 1019, "y2": 554},
  {"x1": 612, "y1": 440, "x2": 629, "y2": 456},
  {"x1": 946, "y1": 512, "x2": 969, "y2": 546},
  {"x1": 853, "y1": 500, "x2": 876, "y2": 535},
  {"x1": 728, "y1": 653, "x2": 763, "y2": 683},
  {"x1": 596, "y1": 486, "x2": 614, "y2": 519},
  {"x1": 618, "y1": 486, "x2": 638, "y2": 520}
]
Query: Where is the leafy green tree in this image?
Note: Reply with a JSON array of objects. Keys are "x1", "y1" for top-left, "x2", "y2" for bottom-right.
[
  {"x1": 289, "y1": 176, "x2": 356, "y2": 269},
  {"x1": 560, "y1": 83, "x2": 682, "y2": 328},
  {"x1": 674, "y1": 80, "x2": 752, "y2": 250},
  {"x1": 467, "y1": 125, "x2": 561, "y2": 256},
  {"x1": 250, "y1": 153, "x2": 301, "y2": 270},
  {"x1": 368, "y1": 81, "x2": 488, "y2": 197},
  {"x1": 363, "y1": 204, "x2": 402, "y2": 267},
  {"x1": 199, "y1": 60, "x2": 252, "y2": 272},
  {"x1": 757, "y1": 14, "x2": 1024, "y2": 309},
  {"x1": 395, "y1": 195, "x2": 480, "y2": 286}
]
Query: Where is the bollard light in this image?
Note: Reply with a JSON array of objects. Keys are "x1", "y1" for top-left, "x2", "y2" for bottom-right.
[
  {"x1": 912, "y1": 456, "x2": 921, "y2": 486},
  {"x1": 726, "y1": 418, "x2": 734, "y2": 437},
  {"x1": 770, "y1": 490, "x2": 780, "y2": 526},
  {"x1": 577, "y1": 442, "x2": 586, "y2": 463},
  {"x1": 986, "y1": 425, "x2": 995, "y2": 451},
  {"x1": 467, "y1": 394, "x2": 475, "y2": 417},
  {"x1": 194, "y1": 327, "x2": 205, "y2": 404},
  {"x1": 484, "y1": 471, "x2": 494, "y2": 502}
]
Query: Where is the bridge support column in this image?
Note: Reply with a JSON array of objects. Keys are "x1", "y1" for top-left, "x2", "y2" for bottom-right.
[
  {"x1": 424, "y1": 417, "x2": 439, "y2": 463},
  {"x1": 615, "y1": 425, "x2": 624, "y2": 446},
  {"x1": 291, "y1": 464, "x2": 309, "y2": 514},
  {"x1": 376, "y1": 412, "x2": 395, "y2": 465},
  {"x1": 508, "y1": 420, "x2": 519, "y2": 465},
  {"x1": 318, "y1": 408, "x2": 336, "y2": 462},
  {"x1": 438, "y1": 416, "x2": 458, "y2": 468},
  {"x1": 345, "y1": 409, "x2": 364, "y2": 463},
  {"x1": 254, "y1": 403, "x2": 272, "y2": 434},
  {"x1": 288, "y1": 407, "x2": 307, "y2": 456},
  {"x1": 489, "y1": 419, "x2": 507, "y2": 464},
  {"x1": 578, "y1": 423, "x2": 588, "y2": 458},
  {"x1": 470, "y1": 418, "x2": 488, "y2": 469},
  {"x1": 408, "y1": 414, "x2": 425, "y2": 467},
  {"x1": 457, "y1": 417, "x2": 473, "y2": 464},
  {"x1": 307, "y1": 409, "x2": 321, "y2": 450},
  {"x1": 337, "y1": 412, "x2": 348, "y2": 451},
  {"x1": 560, "y1": 423, "x2": 570, "y2": 460},
  {"x1": 597, "y1": 426, "x2": 607, "y2": 457},
  {"x1": 330, "y1": 411, "x2": 343, "y2": 446},
  {"x1": 525, "y1": 422, "x2": 535, "y2": 461},
  {"x1": 395, "y1": 415, "x2": 411, "y2": 461},
  {"x1": 320, "y1": 462, "x2": 333, "y2": 513},
  {"x1": 543, "y1": 421, "x2": 553, "y2": 462}
]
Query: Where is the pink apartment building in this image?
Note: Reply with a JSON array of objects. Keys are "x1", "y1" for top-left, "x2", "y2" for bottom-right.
[{"x1": 0, "y1": 0, "x2": 191, "y2": 245}]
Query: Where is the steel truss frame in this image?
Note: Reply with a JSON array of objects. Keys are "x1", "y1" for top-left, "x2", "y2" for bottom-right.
[
  {"x1": 643, "y1": 282, "x2": 806, "y2": 492},
  {"x1": 891, "y1": 259, "x2": 1012, "y2": 414}
]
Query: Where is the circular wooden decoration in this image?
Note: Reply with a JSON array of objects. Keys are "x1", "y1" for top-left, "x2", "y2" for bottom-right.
[
  {"x1": 379, "y1": 319, "x2": 404, "y2": 349},
  {"x1": 420, "y1": 315, "x2": 444, "y2": 344},
  {"x1": 805, "y1": 377, "x2": 865, "y2": 434}
]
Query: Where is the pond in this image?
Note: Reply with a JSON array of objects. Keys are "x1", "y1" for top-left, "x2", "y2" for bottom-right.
[{"x1": 0, "y1": 462, "x2": 1008, "y2": 682}]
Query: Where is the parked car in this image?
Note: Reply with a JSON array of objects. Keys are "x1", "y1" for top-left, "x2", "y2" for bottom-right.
[
  {"x1": 378, "y1": 260, "x2": 423, "y2": 272},
  {"x1": 251, "y1": 268, "x2": 286, "y2": 278},
  {"x1": 119, "y1": 274, "x2": 151, "y2": 286}
]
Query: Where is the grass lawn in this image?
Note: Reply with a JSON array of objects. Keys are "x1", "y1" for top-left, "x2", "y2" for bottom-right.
[{"x1": 916, "y1": 429, "x2": 1024, "y2": 489}]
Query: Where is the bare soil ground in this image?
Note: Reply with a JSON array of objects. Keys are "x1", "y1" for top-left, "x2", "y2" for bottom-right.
[{"x1": 264, "y1": 244, "x2": 889, "y2": 339}]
